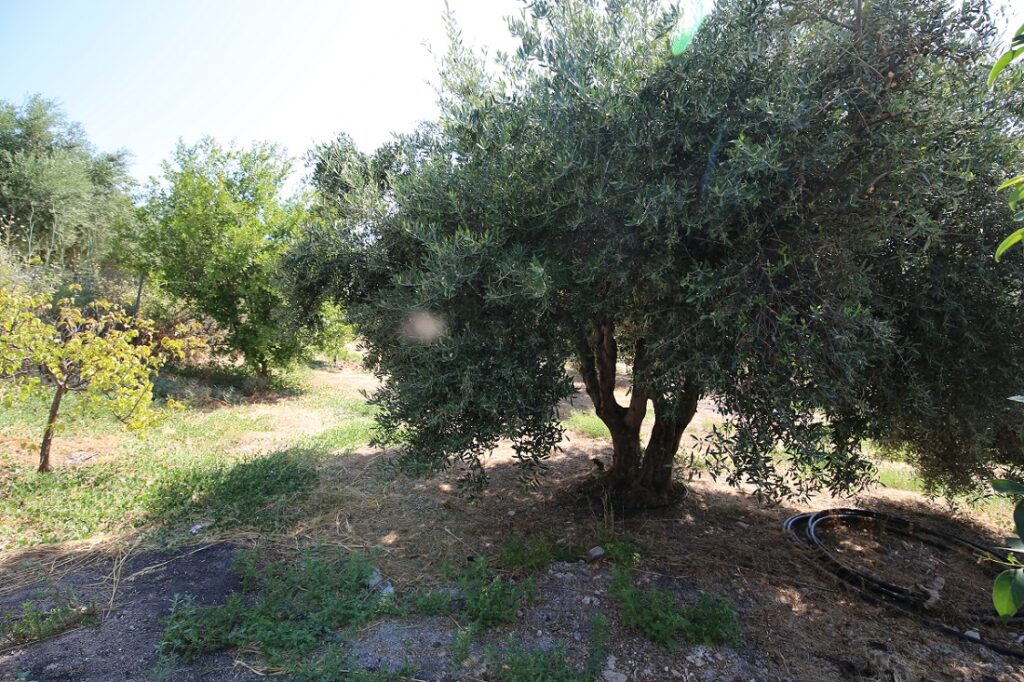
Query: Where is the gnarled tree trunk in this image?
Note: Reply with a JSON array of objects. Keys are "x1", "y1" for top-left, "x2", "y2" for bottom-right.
[{"x1": 576, "y1": 321, "x2": 700, "y2": 507}]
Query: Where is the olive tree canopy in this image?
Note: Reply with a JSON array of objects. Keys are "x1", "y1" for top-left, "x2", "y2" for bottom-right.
[{"x1": 293, "y1": 0, "x2": 1024, "y2": 505}]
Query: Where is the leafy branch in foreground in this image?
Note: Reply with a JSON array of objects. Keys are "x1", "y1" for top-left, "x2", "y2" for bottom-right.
[{"x1": 990, "y1": 20, "x2": 1024, "y2": 261}]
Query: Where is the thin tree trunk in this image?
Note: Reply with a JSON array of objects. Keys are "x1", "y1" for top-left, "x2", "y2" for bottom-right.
[
  {"x1": 38, "y1": 385, "x2": 66, "y2": 473},
  {"x1": 131, "y1": 272, "x2": 145, "y2": 320}
]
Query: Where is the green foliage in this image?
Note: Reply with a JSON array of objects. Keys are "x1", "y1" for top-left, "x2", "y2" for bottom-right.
[
  {"x1": 609, "y1": 567, "x2": 739, "y2": 648},
  {"x1": 0, "y1": 593, "x2": 97, "y2": 647},
  {"x1": 296, "y1": 0, "x2": 1024, "y2": 501},
  {"x1": 0, "y1": 95, "x2": 138, "y2": 271},
  {"x1": 459, "y1": 558, "x2": 521, "y2": 626},
  {"x1": 603, "y1": 539, "x2": 643, "y2": 568},
  {"x1": 499, "y1": 533, "x2": 582, "y2": 571},
  {"x1": 145, "y1": 138, "x2": 306, "y2": 375},
  {"x1": 159, "y1": 547, "x2": 381, "y2": 668},
  {"x1": 990, "y1": 477, "x2": 1024, "y2": 617},
  {"x1": 492, "y1": 646, "x2": 585, "y2": 682}
]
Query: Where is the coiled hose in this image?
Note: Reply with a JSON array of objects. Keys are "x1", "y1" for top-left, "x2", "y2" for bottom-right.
[{"x1": 783, "y1": 508, "x2": 1024, "y2": 660}]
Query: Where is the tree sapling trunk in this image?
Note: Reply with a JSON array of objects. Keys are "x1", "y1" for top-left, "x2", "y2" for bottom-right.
[{"x1": 38, "y1": 385, "x2": 67, "y2": 473}]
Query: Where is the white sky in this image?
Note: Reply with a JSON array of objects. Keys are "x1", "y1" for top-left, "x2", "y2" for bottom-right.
[{"x1": 1, "y1": 0, "x2": 1022, "y2": 191}]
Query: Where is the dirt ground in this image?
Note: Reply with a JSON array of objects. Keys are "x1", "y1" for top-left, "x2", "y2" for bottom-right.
[{"x1": 2, "y1": 366, "x2": 1023, "y2": 681}]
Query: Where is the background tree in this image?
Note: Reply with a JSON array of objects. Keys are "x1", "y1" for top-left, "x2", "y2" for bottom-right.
[
  {"x1": 0, "y1": 278, "x2": 192, "y2": 472},
  {"x1": 146, "y1": 138, "x2": 305, "y2": 376},
  {"x1": 0, "y1": 95, "x2": 137, "y2": 271},
  {"x1": 296, "y1": 0, "x2": 1024, "y2": 506}
]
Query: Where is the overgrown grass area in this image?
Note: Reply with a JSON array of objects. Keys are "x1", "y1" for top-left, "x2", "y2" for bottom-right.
[
  {"x1": 159, "y1": 546, "x2": 401, "y2": 677},
  {"x1": 0, "y1": 365, "x2": 375, "y2": 549}
]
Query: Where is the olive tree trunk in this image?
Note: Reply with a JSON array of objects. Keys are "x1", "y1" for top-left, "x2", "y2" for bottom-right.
[{"x1": 576, "y1": 321, "x2": 700, "y2": 507}]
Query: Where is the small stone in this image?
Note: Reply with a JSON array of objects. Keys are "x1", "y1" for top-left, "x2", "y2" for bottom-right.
[
  {"x1": 602, "y1": 671, "x2": 628, "y2": 682},
  {"x1": 964, "y1": 629, "x2": 981, "y2": 641},
  {"x1": 189, "y1": 522, "x2": 208, "y2": 534},
  {"x1": 366, "y1": 568, "x2": 395, "y2": 596},
  {"x1": 587, "y1": 546, "x2": 606, "y2": 562},
  {"x1": 582, "y1": 595, "x2": 600, "y2": 606}
]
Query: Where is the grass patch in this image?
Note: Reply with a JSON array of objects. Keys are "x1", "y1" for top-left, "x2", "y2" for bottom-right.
[
  {"x1": 876, "y1": 462, "x2": 925, "y2": 493},
  {"x1": 563, "y1": 411, "x2": 610, "y2": 440},
  {"x1": 160, "y1": 547, "x2": 385, "y2": 670},
  {"x1": 609, "y1": 567, "x2": 739, "y2": 649},
  {"x1": 499, "y1": 533, "x2": 582, "y2": 572},
  {"x1": 405, "y1": 588, "x2": 453, "y2": 616},
  {"x1": 0, "y1": 367, "x2": 376, "y2": 548}
]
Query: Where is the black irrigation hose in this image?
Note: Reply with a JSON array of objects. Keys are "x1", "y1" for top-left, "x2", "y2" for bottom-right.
[{"x1": 783, "y1": 508, "x2": 1024, "y2": 661}]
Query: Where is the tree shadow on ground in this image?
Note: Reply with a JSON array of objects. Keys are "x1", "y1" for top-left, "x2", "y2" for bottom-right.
[
  {"x1": 286, "y1": 438, "x2": 1020, "y2": 681},
  {"x1": 140, "y1": 447, "x2": 321, "y2": 535},
  {"x1": 153, "y1": 362, "x2": 307, "y2": 410}
]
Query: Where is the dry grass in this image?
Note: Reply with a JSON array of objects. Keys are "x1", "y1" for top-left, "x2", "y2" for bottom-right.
[{"x1": 3, "y1": 363, "x2": 1024, "y2": 681}]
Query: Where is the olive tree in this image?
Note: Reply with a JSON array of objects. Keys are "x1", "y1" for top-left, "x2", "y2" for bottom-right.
[{"x1": 295, "y1": 0, "x2": 1024, "y2": 505}]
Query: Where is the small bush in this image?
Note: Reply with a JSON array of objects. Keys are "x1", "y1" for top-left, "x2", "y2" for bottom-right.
[
  {"x1": 459, "y1": 558, "x2": 521, "y2": 626},
  {"x1": 159, "y1": 593, "x2": 243, "y2": 661}
]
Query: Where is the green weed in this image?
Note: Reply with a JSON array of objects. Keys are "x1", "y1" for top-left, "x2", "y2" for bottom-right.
[
  {"x1": 492, "y1": 646, "x2": 584, "y2": 681},
  {"x1": 459, "y1": 558, "x2": 521, "y2": 626},
  {"x1": 451, "y1": 622, "x2": 481, "y2": 668},
  {"x1": 609, "y1": 567, "x2": 739, "y2": 648},
  {"x1": 0, "y1": 595, "x2": 98, "y2": 647},
  {"x1": 406, "y1": 588, "x2": 453, "y2": 616},
  {"x1": 499, "y1": 533, "x2": 582, "y2": 572},
  {"x1": 159, "y1": 547, "x2": 382, "y2": 668}
]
